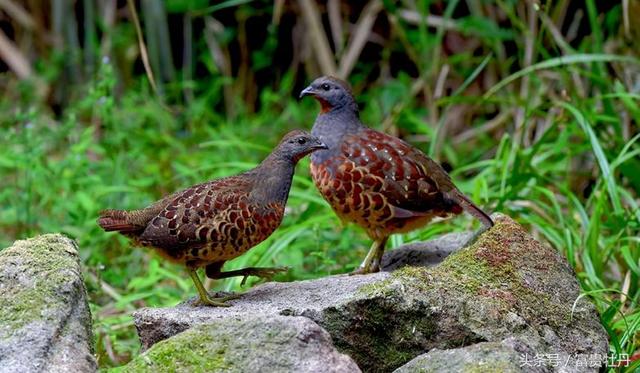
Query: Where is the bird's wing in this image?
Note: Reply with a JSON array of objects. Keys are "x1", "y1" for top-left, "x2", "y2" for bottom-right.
[
  {"x1": 338, "y1": 129, "x2": 459, "y2": 217},
  {"x1": 138, "y1": 176, "x2": 254, "y2": 251},
  {"x1": 357, "y1": 128, "x2": 493, "y2": 226}
]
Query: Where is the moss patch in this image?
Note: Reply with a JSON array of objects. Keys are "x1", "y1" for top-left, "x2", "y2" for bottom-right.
[
  {"x1": 0, "y1": 234, "x2": 82, "y2": 334},
  {"x1": 120, "y1": 316, "x2": 358, "y2": 373},
  {"x1": 462, "y1": 360, "x2": 518, "y2": 373},
  {"x1": 390, "y1": 217, "x2": 574, "y2": 328},
  {"x1": 353, "y1": 215, "x2": 576, "y2": 371},
  {"x1": 117, "y1": 326, "x2": 232, "y2": 372}
]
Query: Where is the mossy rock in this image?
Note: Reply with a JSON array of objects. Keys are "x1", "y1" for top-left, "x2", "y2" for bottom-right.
[
  {"x1": 120, "y1": 316, "x2": 359, "y2": 373},
  {"x1": 133, "y1": 215, "x2": 607, "y2": 373},
  {"x1": 0, "y1": 234, "x2": 96, "y2": 372},
  {"x1": 394, "y1": 342, "x2": 524, "y2": 373},
  {"x1": 343, "y1": 215, "x2": 608, "y2": 372}
]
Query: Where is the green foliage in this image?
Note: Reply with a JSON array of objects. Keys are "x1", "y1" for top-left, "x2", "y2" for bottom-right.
[{"x1": 0, "y1": 0, "x2": 638, "y2": 370}]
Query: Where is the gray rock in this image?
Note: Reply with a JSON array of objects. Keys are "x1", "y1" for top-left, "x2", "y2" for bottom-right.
[
  {"x1": 132, "y1": 231, "x2": 467, "y2": 351},
  {"x1": 0, "y1": 234, "x2": 97, "y2": 373},
  {"x1": 394, "y1": 341, "x2": 526, "y2": 373},
  {"x1": 134, "y1": 271, "x2": 390, "y2": 351},
  {"x1": 133, "y1": 215, "x2": 608, "y2": 373},
  {"x1": 380, "y1": 231, "x2": 472, "y2": 271},
  {"x1": 123, "y1": 315, "x2": 360, "y2": 372}
]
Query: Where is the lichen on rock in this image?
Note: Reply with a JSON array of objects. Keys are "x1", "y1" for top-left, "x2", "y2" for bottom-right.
[
  {"x1": 0, "y1": 234, "x2": 97, "y2": 372},
  {"x1": 394, "y1": 341, "x2": 525, "y2": 373},
  {"x1": 122, "y1": 316, "x2": 360, "y2": 373}
]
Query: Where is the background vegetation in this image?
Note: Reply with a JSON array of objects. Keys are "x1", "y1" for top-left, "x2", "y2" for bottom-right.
[{"x1": 0, "y1": 0, "x2": 638, "y2": 370}]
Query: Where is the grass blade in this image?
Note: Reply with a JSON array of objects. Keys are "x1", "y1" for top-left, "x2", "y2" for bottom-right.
[
  {"x1": 558, "y1": 101, "x2": 623, "y2": 213},
  {"x1": 484, "y1": 54, "x2": 640, "y2": 98}
]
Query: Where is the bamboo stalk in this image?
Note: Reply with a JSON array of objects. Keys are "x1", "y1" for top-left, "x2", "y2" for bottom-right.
[
  {"x1": 0, "y1": 28, "x2": 32, "y2": 79},
  {"x1": 152, "y1": 1, "x2": 175, "y2": 81},
  {"x1": 337, "y1": 0, "x2": 383, "y2": 79},
  {"x1": 0, "y1": 0, "x2": 35, "y2": 30},
  {"x1": 83, "y1": 0, "x2": 96, "y2": 76},
  {"x1": 298, "y1": 0, "x2": 337, "y2": 76},
  {"x1": 141, "y1": 0, "x2": 162, "y2": 91},
  {"x1": 183, "y1": 12, "x2": 194, "y2": 103},
  {"x1": 327, "y1": 0, "x2": 343, "y2": 55}
]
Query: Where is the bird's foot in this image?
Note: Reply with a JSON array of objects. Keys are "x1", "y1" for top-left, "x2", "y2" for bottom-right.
[
  {"x1": 196, "y1": 292, "x2": 242, "y2": 307},
  {"x1": 349, "y1": 264, "x2": 380, "y2": 276},
  {"x1": 239, "y1": 266, "x2": 289, "y2": 286},
  {"x1": 350, "y1": 238, "x2": 387, "y2": 275}
]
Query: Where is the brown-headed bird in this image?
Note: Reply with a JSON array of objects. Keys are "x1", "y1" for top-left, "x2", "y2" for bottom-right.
[
  {"x1": 300, "y1": 76, "x2": 493, "y2": 274},
  {"x1": 97, "y1": 130, "x2": 327, "y2": 306}
]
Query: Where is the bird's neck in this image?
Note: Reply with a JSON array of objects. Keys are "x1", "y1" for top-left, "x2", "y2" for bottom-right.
[
  {"x1": 311, "y1": 107, "x2": 363, "y2": 157},
  {"x1": 250, "y1": 156, "x2": 295, "y2": 205}
]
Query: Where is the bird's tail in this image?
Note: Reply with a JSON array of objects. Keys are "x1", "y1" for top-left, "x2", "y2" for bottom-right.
[
  {"x1": 447, "y1": 190, "x2": 494, "y2": 228},
  {"x1": 97, "y1": 209, "x2": 142, "y2": 233}
]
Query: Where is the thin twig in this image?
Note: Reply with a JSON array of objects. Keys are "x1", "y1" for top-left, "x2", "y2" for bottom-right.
[
  {"x1": 397, "y1": 9, "x2": 459, "y2": 30},
  {"x1": 337, "y1": 0, "x2": 383, "y2": 78},
  {"x1": 272, "y1": 0, "x2": 285, "y2": 25},
  {"x1": 515, "y1": 1, "x2": 537, "y2": 146},
  {"x1": 204, "y1": 16, "x2": 234, "y2": 117},
  {"x1": 537, "y1": 10, "x2": 573, "y2": 54},
  {"x1": 537, "y1": 10, "x2": 585, "y2": 97},
  {"x1": 620, "y1": 270, "x2": 630, "y2": 307},
  {"x1": 434, "y1": 64, "x2": 450, "y2": 99},
  {"x1": 127, "y1": 0, "x2": 159, "y2": 97},
  {"x1": 87, "y1": 271, "x2": 125, "y2": 303},
  {"x1": 381, "y1": 77, "x2": 426, "y2": 134},
  {"x1": 622, "y1": 0, "x2": 630, "y2": 38},
  {"x1": 453, "y1": 109, "x2": 513, "y2": 145},
  {"x1": 565, "y1": 9, "x2": 583, "y2": 42}
]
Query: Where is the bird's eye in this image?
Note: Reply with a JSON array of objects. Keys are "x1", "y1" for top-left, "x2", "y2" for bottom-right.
[
  {"x1": 321, "y1": 83, "x2": 331, "y2": 91},
  {"x1": 297, "y1": 137, "x2": 307, "y2": 145}
]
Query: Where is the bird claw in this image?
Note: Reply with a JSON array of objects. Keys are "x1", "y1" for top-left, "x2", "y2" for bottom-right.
[
  {"x1": 349, "y1": 264, "x2": 380, "y2": 276},
  {"x1": 196, "y1": 292, "x2": 241, "y2": 307},
  {"x1": 240, "y1": 275, "x2": 250, "y2": 287},
  {"x1": 240, "y1": 266, "x2": 289, "y2": 287}
]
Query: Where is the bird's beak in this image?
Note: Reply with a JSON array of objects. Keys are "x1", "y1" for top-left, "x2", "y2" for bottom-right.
[
  {"x1": 312, "y1": 141, "x2": 328, "y2": 150},
  {"x1": 299, "y1": 85, "x2": 315, "y2": 99}
]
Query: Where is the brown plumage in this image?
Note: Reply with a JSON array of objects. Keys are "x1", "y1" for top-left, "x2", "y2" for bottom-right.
[
  {"x1": 98, "y1": 130, "x2": 327, "y2": 306},
  {"x1": 300, "y1": 76, "x2": 493, "y2": 274}
]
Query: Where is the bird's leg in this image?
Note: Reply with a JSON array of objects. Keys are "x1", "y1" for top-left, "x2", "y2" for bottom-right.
[
  {"x1": 187, "y1": 268, "x2": 239, "y2": 307},
  {"x1": 351, "y1": 237, "x2": 388, "y2": 275},
  {"x1": 206, "y1": 265, "x2": 289, "y2": 287},
  {"x1": 203, "y1": 261, "x2": 240, "y2": 298},
  {"x1": 370, "y1": 236, "x2": 389, "y2": 271}
]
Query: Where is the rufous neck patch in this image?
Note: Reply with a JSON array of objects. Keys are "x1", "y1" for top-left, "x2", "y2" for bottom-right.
[{"x1": 316, "y1": 97, "x2": 333, "y2": 113}]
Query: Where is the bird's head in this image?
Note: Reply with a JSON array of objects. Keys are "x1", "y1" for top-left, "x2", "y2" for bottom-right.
[
  {"x1": 299, "y1": 76, "x2": 357, "y2": 114},
  {"x1": 275, "y1": 130, "x2": 328, "y2": 163}
]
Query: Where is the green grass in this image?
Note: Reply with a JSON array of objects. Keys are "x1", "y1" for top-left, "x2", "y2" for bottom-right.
[{"x1": 0, "y1": 1, "x2": 638, "y2": 370}]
